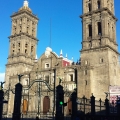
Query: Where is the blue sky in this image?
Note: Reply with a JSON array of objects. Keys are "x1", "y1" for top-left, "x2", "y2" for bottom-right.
[{"x1": 0, "y1": 0, "x2": 120, "y2": 82}]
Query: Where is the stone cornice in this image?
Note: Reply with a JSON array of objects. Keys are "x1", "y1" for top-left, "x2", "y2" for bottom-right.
[
  {"x1": 80, "y1": 45, "x2": 120, "y2": 55},
  {"x1": 30, "y1": 67, "x2": 57, "y2": 73},
  {"x1": 82, "y1": 35, "x2": 118, "y2": 46},
  {"x1": 76, "y1": 65, "x2": 93, "y2": 70},
  {"x1": 66, "y1": 64, "x2": 93, "y2": 70},
  {"x1": 11, "y1": 10, "x2": 39, "y2": 20},
  {"x1": 6, "y1": 62, "x2": 34, "y2": 67},
  {"x1": 80, "y1": 7, "x2": 117, "y2": 21},
  {"x1": 8, "y1": 32, "x2": 39, "y2": 42},
  {"x1": 8, "y1": 53, "x2": 34, "y2": 59}
]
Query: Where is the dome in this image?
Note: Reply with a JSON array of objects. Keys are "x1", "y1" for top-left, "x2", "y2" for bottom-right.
[
  {"x1": 19, "y1": 6, "x2": 32, "y2": 13},
  {"x1": 45, "y1": 47, "x2": 52, "y2": 57},
  {"x1": 46, "y1": 47, "x2": 52, "y2": 52},
  {"x1": 19, "y1": 0, "x2": 32, "y2": 13}
]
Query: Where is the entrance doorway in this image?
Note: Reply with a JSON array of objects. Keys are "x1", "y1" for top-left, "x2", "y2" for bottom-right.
[
  {"x1": 43, "y1": 96, "x2": 50, "y2": 114},
  {"x1": 67, "y1": 98, "x2": 72, "y2": 115}
]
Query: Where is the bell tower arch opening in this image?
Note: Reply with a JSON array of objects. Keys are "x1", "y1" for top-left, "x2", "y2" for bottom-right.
[
  {"x1": 97, "y1": 22, "x2": 102, "y2": 35},
  {"x1": 88, "y1": 3, "x2": 92, "y2": 12},
  {"x1": 97, "y1": 0, "x2": 101, "y2": 9},
  {"x1": 88, "y1": 24, "x2": 92, "y2": 37}
]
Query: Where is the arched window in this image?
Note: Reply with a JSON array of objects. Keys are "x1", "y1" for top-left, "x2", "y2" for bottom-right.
[
  {"x1": 22, "y1": 99, "x2": 28, "y2": 114},
  {"x1": 100, "y1": 58, "x2": 104, "y2": 63},
  {"x1": 88, "y1": 3, "x2": 91, "y2": 12},
  {"x1": 27, "y1": 27, "x2": 29, "y2": 33},
  {"x1": 88, "y1": 24, "x2": 92, "y2": 37},
  {"x1": 25, "y1": 49, "x2": 27, "y2": 53},
  {"x1": 13, "y1": 44, "x2": 15, "y2": 49},
  {"x1": 97, "y1": 22, "x2": 102, "y2": 35},
  {"x1": 20, "y1": 18, "x2": 22, "y2": 24},
  {"x1": 25, "y1": 43, "x2": 28, "y2": 48},
  {"x1": 32, "y1": 29, "x2": 34, "y2": 36},
  {"x1": 85, "y1": 80, "x2": 87, "y2": 85},
  {"x1": 31, "y1": 46, "x2": 34, "y2": 53},
  {"x1": 97, "y1": 1, "x2": 101, "y2": 9},
  {"x1": 19, "y1": 26, "x2": 22, "y2": 33},
  {"x1": 85, "y1": 60, "x2": 88, "y2": 65},
  {"x1": 43, "y1": 96, "x2": 50, "y2": 114},
  {"x1": 18, "y1": 49, "x2": 20, "y2": 53},
  {"x1": 12, "y1": 44, "x2": 15, "y2": 54},
  {"x1": 108, "y1": 23, "x2": 110, "y2": 34},
  {"x1": 14, "y1": 27, "x2": 16, "y2": 34},
  {"x1": 18, "y1": 43, "x2": 20, "y2": 47},
  {"x1": 84, "y1": 70, "x2": 87, "y2": 75},
  {"x1": 27, "y1": 19, "x2": 29, "y2": 26}
]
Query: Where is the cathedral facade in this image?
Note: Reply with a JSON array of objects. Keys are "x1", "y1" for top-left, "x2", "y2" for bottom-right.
[{"x1": 3, "y1": 0, "x2": 120, "y2": 118}]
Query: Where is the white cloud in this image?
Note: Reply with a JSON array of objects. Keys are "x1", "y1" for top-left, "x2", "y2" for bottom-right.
[{"x1": 0, "y1": 73, "x2": 5, "y2": 82}]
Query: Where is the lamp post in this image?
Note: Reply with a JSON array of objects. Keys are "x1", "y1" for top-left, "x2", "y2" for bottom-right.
[
  {"x1": 36, "y1": 68, "x2": 41, "y2": 119},
  {"x1": 53, "y1": 69, "x2": 56, "y2": 120},
  {"x1": 37, "y1": 80, "x2": 40, "y2": 118}
]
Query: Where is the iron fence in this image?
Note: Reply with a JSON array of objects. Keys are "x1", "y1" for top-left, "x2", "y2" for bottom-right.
[
  {"x1": 21, "y1": 112, "x2": 71, "y2": 120},
  {"x1": 77, "y1": 97, "x2": 106, "y2": 115},
  {"x1": 78, "y1": 114, "x2": 120, "y2": 120}
]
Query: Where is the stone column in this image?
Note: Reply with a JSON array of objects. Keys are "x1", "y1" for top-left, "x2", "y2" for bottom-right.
[
  {"x1": 109, "y1": 22, "x2": 112, "y2": 39},
  {"x1": 83, "y1": 19, "x2": 86, "y2": 42},
  {"x1": 113, "y1": 22, "x2": 116, "y2": 43},
  {"x1": 29, "y1": 20, "x2": 32, "y2": 35},
  {"x1": 16, "y1": 19, "x2": 19, "y2": 34},
  {"x1": 91, "y1": 94, "x2": 95, "y2": 115},
  {"x1": 92, "y1": 15, "x2": 95, "y2": 39},
  {"x1": 104, "y1": 15, "x2": 108, "y2": 36}
]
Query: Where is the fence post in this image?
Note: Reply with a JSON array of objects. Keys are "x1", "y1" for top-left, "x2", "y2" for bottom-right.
[
  {"x1": 0, "y1": 90, "x2": 4, "y2": 120},
  {"x1": 71, "y1": 90, "x2": 77, "y2": 120},
  {"x1": 12, "y1": 83, "x2": 23, "y2": 120},
  {"x1": 105, "y1": 97, "x2": 109, "y2": 115},
  {"x1": 91, "y1": 94, "x2": 95, "y2": 115},
  {"x1": 55, "y1": 85, "x2": 64, "y2": 120},
  {"x1": 99, "y1": 98, "x2": 102, "y2": 114},
  {"x1": 82, "y1": 96, "x2": 86, "y2": 114},
  {"x1": 117, "y1": 97, "x2": 120, "y2": 116}
]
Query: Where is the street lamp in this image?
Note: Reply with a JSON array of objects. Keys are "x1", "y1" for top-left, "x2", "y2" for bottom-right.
[
  {"x1": 52, "y1": 69, "x2": 56, "y2": 120},
  {"x1": 35, "y1": 68, "x2": 41, "y2": 119},
  {"x1": 37, "y1": 80, "x2": 40, "y2": 118}
]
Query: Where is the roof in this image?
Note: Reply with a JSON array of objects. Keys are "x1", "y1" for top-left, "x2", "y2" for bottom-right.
[{"x1": 19, "y1": 0, "x2": 32, "y2": 13}]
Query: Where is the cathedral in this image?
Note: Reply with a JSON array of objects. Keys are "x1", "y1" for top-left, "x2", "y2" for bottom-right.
[{"x1": 3, "y1": 0, "x2": 120, "y2": 118}]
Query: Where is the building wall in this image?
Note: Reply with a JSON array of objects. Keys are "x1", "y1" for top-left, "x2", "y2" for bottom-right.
[
  {"x1": 79, "y1": 47, "x2": 120, "y2": 100},
  {"x1": 3, "y1": 0, "x2": 120, "y2": 117}
]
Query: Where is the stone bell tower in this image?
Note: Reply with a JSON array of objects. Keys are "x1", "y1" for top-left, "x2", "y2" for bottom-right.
[
  {"x1": 4, "y1": 0, "x2": 39, "y2": 116},
  {"x1": 78, "y1": 0, "x2": 120, "y2": 100},
  {"x1": 81, "y1": 0, "x2": 117, "y2": 50}
]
